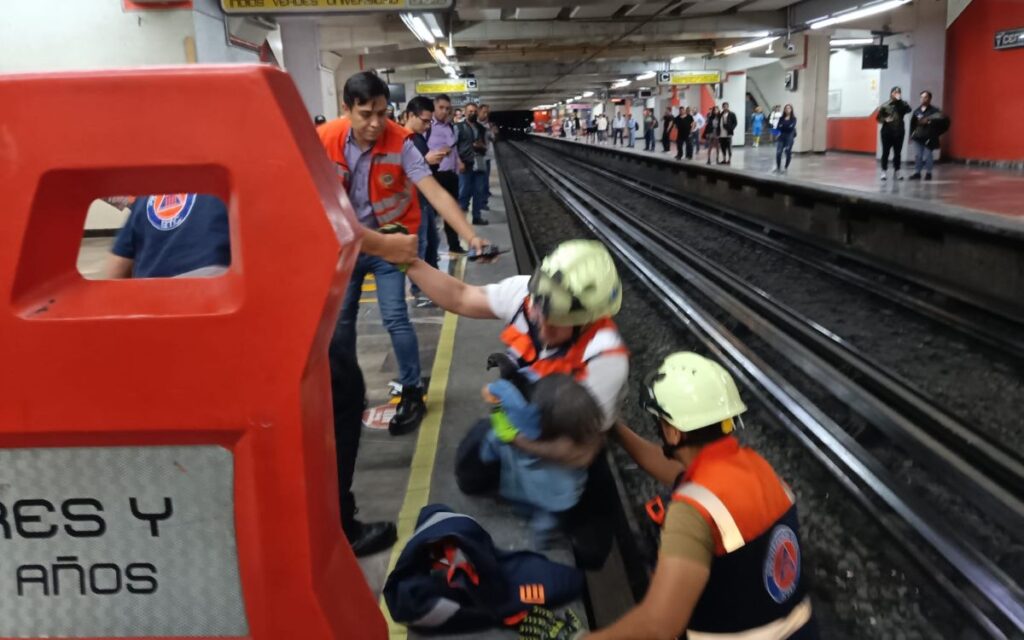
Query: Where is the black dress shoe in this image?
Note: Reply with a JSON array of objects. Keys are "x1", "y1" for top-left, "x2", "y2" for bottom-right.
[
  {"x1": 389, "y1": 385, "x2": 426, "y2": 436},
  {"x1": 346, "y1": 520, "x2": 397, "y2": 557},
  {"x1": 472, "y1": 219, "x2": 489, "y2": 226},
  {"x1": 908, "y1": 173, "x2": 922, "y2": 180}
]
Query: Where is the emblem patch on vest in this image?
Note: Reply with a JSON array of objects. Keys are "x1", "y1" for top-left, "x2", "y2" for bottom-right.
[
  {"x1": 763, "y1": 525, "x2": 800, "y2": 603},
  {"x1": 146, "y1": 194, "x2": 196, "y2": 231},
  {"x1": 380, "y1": 173, "x2": 395, "y2": 187}
]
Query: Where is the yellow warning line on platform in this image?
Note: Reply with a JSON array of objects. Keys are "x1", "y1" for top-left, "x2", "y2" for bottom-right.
[{"x1": 380, "y1": 259, "x2": 465, "y2": 638}]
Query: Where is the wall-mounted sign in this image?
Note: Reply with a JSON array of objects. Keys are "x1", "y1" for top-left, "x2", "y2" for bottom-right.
[
  {"x1": 567, "y1": 103, "x2": 592, "y2": 110},
  {"x1": 657, "y1": 70, "x2": 722, "y2": 85},
  {"x1": 221, "y1": 0, "x2": 453, "y2": 14},
  {"x1": 415, "y1": 77, "x2": 477, "y2": 94},
  {"x1": 994, "y1": 27, "x2": 1024, "y2": 50}
]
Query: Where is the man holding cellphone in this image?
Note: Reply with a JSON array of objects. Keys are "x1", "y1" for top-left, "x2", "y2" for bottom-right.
[{"x1": 425, "y1": 94, "x2": 466, "y2": 254}]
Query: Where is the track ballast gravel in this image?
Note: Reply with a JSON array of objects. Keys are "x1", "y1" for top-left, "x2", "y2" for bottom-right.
[{"x1": 499, "y1": 143, "x2": 987, "y2": 639}]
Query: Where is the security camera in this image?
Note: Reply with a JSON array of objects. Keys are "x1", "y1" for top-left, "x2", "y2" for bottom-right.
[{"x1": 785, "y1": 41, "x2": 796, "y2": 53}]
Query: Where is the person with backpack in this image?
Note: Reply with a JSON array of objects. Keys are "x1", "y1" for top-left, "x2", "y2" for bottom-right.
[
  {"x1": 643, "y1": 108, "x2": 658, "y2": 151},
  {"x1": 719, "y1": 102, "x2": 738, "y2": 164}
]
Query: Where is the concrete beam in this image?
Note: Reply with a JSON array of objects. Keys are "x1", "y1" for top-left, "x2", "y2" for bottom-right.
[{"x1": 452, "y1": 11, "x2": 785, "y2": 44}]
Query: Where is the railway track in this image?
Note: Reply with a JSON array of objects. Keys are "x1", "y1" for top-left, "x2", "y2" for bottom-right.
[{"x1": 505, "y1": 140, "x2": 1024, "y2": 639}]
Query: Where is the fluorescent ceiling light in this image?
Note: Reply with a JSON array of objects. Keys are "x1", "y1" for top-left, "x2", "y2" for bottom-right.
[
  {"x1": 574, "y1": 95, "x2": 583, "y2": 100},
  {"x1": 830, "y1": 37, "x2": 875, "y2": 46},
  {"x1": 582, "y1": 90, "x2": 595, "y2": 97},
  {"x1": 720, "y1": 36, "x2": 779, "y2": 55},
  {"x1": 400, "y1": 13, "x2": 435, "y2": 44},
  {"x1": 432, "y1": 50, "x2": 450, "y2": 66},
  {"x1": 670, "y1": 55, "x2": 686, "y2": 63},
  {"x1": 422, "y1": 13, "x2": 445, "y2": 39},
  {"x1": 810, "y1": 0, "x2": 911, "y2": 29},
  {"x1": 635, "y1": 71, "x2": 656, "y2": 80}
]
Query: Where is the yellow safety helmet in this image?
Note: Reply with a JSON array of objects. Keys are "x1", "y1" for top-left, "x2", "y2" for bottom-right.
[
  {"x1": 528, "y1": 240, "x2": 622, "y2": 327},
  {"x1": 641, "y1": 352, "x2": 747, "y2": 433}
]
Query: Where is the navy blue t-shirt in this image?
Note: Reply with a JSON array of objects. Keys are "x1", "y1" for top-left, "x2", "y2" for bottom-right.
[{"x1": 112, "y1": 194, "x2": 231, "y2": 278}]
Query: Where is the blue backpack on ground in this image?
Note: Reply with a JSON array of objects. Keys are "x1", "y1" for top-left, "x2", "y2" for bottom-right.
[{"x1": 383, "y1": 504, "x2": 584, "y2": 634}]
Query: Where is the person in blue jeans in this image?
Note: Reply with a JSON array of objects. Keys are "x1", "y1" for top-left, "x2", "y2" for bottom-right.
[
  {"x1": 404, "y1": 95, "x2": 447, "y2": 303},
  {"x1": 773, "y1": 104, "x2": 797, "y2": 175},
  {"x1": 455, "y1": 102, "x2": 490, "y2": 225}
]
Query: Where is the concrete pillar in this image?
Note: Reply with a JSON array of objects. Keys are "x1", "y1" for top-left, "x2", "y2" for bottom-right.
[
  {"x1": 909, "y1": 0, "x2": 947, "y2": 106},
  {"x1": 784, "y1": 34, "x2": 829, "y2": 153},
  {"x1": 280, "y1": 18, "x2": 324, "y2": 118}
]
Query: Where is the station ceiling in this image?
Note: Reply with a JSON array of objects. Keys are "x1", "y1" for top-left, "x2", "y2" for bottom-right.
[{"x1": 317, "y1": 0, "x2": 809, "y2": 109}]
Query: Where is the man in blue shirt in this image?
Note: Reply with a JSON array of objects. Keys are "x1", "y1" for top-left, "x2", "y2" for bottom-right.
[{"x1": 106, "y1": 193, "x2": 231, "y2": 278}]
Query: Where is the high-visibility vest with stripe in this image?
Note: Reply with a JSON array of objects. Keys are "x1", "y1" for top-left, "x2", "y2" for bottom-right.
[
  {"x1": 668, "y1": 437, "x2": 818, "y2": 640},
  {"x1": 317, "y1": 117, "x2": 422, "y2": 235},
  {"x1": 499, "y1": 297, "x2": 628, "y2": 381}
]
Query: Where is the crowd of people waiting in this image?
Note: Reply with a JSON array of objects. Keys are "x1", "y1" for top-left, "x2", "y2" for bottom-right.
[{"x1": 546, "y1": 89, "x2": 949, "y2": 180}]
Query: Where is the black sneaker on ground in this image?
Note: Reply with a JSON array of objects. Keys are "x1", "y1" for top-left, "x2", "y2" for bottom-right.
[
  {"x1": 925, "y1": 173, "x2": 933, "y2": 181},
  {"x1": 389, "y1": 385, "x2": 426, "y2": 436},
  {"x1": 473, "y1": 219, "x2": 490, "y2": 226},
  {"x1": 909, "y1": 173, "x2": 922, "y2": 180},
  {"x1": 346, "y1": 519, "x2": 397, "y2": 557}
]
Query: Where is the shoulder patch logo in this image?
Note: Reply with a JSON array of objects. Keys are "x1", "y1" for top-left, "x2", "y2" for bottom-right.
[
  {"x1": 763, "y1": 524, "x2": 800, "y2": 604},
  {"x1": 146, "y1": 194, "x2": 197, "y2": 231}
]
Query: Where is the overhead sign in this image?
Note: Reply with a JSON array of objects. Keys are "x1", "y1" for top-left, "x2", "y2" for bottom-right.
[
  {"x1": 415, "y1": 77, "x2": 478, "y2": 94},
  {"x1": 994, "y1": 27, "x2": 1024, "y2": 50},
  {"x1": 0, "y1": 446, "x2": 248, "y2": 637},
  {"x1": 657, "y1": 70, "x2": 723, "y2": 85},
  {"x1": 221, "y1": 0, "x2": 453, "y2": 14}
]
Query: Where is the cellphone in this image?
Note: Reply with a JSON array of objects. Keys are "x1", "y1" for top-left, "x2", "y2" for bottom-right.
[{"x1": 467, "y1": 245, "x2": 508, "y2": 261}]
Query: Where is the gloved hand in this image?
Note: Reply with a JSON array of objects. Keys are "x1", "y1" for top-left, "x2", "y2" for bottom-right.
[
  {"x1": 487, "y1": 379, "x2": 542, "y2": 441},
  {"x1": 486, "y1": 352, "x2": 534, "y2": 398},
  {"x1": 518, "y1": 607, "x2": 585, "y2": 640}
]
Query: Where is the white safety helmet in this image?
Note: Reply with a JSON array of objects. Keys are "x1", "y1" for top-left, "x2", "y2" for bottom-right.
[
  {"x1": 642, "y1": 352, "x2": 747, "y2": 433},
  {"x1": 528, "y1": 240, "x2": 622, "y2": 327}
]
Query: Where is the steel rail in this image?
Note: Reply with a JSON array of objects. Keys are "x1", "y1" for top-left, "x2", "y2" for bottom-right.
[
  {"x1": 551, "y1": 149, "x2": 1024, "y2": 360},
  {"x1": 511, "y1": 142, "x2": 1024, "y2": 639}
]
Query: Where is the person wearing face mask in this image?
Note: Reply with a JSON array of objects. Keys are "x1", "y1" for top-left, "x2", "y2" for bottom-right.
[
  {"x1": 876, "y1": 86, "x2": 912, "y2": 181},
  {"x1": 455, "y1": 102, "x2": 491, "y2": 226},
  {"x1": 568, "y1": 352, "x2": 817, "y2": 640}
]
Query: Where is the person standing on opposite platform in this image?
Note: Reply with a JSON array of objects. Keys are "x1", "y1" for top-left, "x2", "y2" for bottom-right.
[
  {"x1": 704, "y1": 106, "x2": 722, "y2": 165},
  {"x1": 751, "y1": 106, "x2": 766, "y2": 148},
  {"x1": 661, "y1": 106, "x2": 675, "y2": 153},
  {"x1": 691, "y1": 107, "x2": 705, "y2": 156},
  {"x1": 768, "y1": 105, "x2": 782, "y2": 142},
  {"x1": 626, "y1": 111, "x2": 639, "y2": 148},
  {"x1": 643, "y1": 109, "x2": 658, "y2": 152},
  {"x1": 674, "y1": 107, "x2": 694, "y2": 161},
  {"x1": 318, "y1": 72, "x2": 489, "y2": 438},
  {"x1": 596, "y1": 113, "x2": 609, "y2": 143},
  {"x1": 909, "y1": 91, "x2": 950, "y2": 181},
  {"x1": 773, "y1": 104, "x2": 797, "y2": 175},
  {"x1": 523, "y1": 352, "x2": 818, "y2": 639},
  {"x1": 612, "y1": 111, "x2": 626, "y2": 146},
  {"x1": 426, "y1": 94, "x2": 466, "y2": 255},
  {"x1": 876, "y1": 86, "x2": 912, "y2": 181},
  {"x1": 719, "y1": 102, "x2": 738, "y2": 165}
]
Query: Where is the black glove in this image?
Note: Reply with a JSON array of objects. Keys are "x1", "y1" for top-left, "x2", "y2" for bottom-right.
[
  {"x1": 486, "y1": 352, "x2": 534, "y2": 398},
  {"x1": 518, "y1": 607, "x2": 584, "y2": 640}
]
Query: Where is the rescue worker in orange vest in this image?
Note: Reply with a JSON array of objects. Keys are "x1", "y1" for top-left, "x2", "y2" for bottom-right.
[
  {"x1": 577, "y1": 352, "x2": 818, "y2": 639},
  {"x1": 318, "y1": 71, "x2": 489, "y2": 438},
  {"x1": 407, "y1": 240, "x2": 628, "y2": 566}
]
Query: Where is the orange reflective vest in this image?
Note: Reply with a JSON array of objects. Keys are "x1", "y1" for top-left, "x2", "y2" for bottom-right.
[
  {"x1": 499, "y1": 297, "x2": 628, "y2": 381},
  {"x1": 318, "y1": 117, "x2": 422, "y2": 235},
  {"x1": 654, "y1": 437, "x2": 816, "y2": 639}
]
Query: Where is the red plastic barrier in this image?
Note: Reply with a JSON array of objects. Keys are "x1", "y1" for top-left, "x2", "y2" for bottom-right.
[{"x1": 0, "y1": 66, "x2": 385, "y2": 639}]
